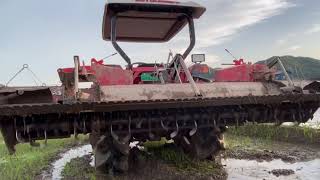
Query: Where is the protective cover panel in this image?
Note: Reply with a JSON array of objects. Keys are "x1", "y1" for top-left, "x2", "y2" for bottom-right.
[{"x1": 102, "y1": 0, "x2": 206, "y2": 42}]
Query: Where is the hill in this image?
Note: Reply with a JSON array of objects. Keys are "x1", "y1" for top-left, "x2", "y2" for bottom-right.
[{"x1": 256, "y1": 56, "x2": 320, "y2": 80}]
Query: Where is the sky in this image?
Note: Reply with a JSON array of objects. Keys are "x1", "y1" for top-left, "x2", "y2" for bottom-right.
[{"x1": 0, "y1": 0, "x2": 320, "y2": 86}]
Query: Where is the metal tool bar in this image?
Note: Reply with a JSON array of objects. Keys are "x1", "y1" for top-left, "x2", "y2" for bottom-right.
[{"x1": 178, "y1": 55, "x2": 202, "y2": 96}]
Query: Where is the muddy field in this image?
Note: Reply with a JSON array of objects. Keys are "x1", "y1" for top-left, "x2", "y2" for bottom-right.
[
  {"x1": 1, "y1": 122, "x2": 320, "y2": 180},
  {"x1": 40, "y1": 125, "x2": 320, "y2": 180}
]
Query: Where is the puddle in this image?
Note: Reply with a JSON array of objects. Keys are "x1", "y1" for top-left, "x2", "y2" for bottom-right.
[
  {"x1": 47, "y1": 145, "x2": 93, "y2": 180},
  {"x1": 43, "y1": 141, "x2": 143, "y2": 180},
  {"x1": 222, "y1": 158, "x2": 320, "y2": 180}
]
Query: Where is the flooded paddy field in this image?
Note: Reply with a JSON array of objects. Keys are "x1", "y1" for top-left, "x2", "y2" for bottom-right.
[
  {"x1": 1, "y1": 112, "x2": 319, "y2": 180},
  {"x1": 44, "y1": 125, "x2": 320, "y2": 180}
]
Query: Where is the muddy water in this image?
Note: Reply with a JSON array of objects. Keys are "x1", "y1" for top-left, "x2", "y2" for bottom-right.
[
  {"x1": 49, "y1": 145, "x2": 93, "y2": 180},
  {"x1": 45, "y1": 144, "x2": 320, "y2": 180},
  {"x1": 222, "y1": 158, "x2": 320, "y2": 180},
  {"x1": 46, "y1": 142, "x2": 141, "y2": 179}
]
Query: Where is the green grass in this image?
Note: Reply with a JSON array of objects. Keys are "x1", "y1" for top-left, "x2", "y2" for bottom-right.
[
  {"x1": 224, "y1": 133, "x2": 258, "y2": 148},
  {"x1": 145, "y1": 141, "x2": 223, "y2": 176},
  {"x1": 62, "y1": 155, "x2": 95, "y2": 180},
  {"x1": 224, "y1": 132, "x2": 277, "y2": 153},
  {"x1": 228, "y1": 124, "x2": 320, "y2": 144},
  {"x1": 0, "y1": 134, "x2": 88, "y2": 180}
]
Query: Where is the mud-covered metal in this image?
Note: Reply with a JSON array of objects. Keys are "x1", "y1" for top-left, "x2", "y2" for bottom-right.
[
  {"x1": 0, "y1": 86, "x2": 53, "y2": 105},
  {"x1": 99, "y1": 82, "x2": 282, "y2": 102}
]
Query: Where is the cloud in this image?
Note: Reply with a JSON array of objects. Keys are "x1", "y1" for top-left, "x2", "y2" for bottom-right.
[
  {"x1": 287, "y1": 45, "x2": 301, "y2": 51},
  {"x1": 179, "y1": 0, "x2": 294, "y2": 65},
  {"x1": 195, "y1": 0, "x2": 294, "y2": 48},
  {"x1": 276, "y1": 39, "x2": 287, "y2": 45},
  {"x1": 305, "y1": 24, "x2": 320, "y2": 34},
  {"x1": 125, "y1": 0, "x2": 294, "y2": 66},
  {"x1": 275, "y1": 33, "x2": 296, "y2": 45}
]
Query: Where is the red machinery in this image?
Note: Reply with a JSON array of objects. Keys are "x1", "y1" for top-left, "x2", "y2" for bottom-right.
[
  {"x1": 215, "y1": 62, "x2": 275, "y2": 82},
  {"x1": 1, "y1": 0, "x2": 320, "y2": 174}
]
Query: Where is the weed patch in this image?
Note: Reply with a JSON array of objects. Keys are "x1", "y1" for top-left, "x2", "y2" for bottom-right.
[
  {"x1": 228, "y1": 124, "x2": 320, "y2": 144},
  {"x1": 62, "y1": 155, "x2": 95, "y2": 180}
]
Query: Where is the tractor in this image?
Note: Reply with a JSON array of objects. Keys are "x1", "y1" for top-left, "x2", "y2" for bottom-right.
[{"x1": 1, "y1": 0, "x2": 320, "y2": 174}]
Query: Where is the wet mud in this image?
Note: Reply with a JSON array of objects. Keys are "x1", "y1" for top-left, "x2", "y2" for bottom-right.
[
  {"x1": 223, "y1": 158, "x2": 320, "y2": 180},
  {"x1": 224, "y1": 139, "x2": 320, "y2": 163},
  {"x1": 57, "y1": 145, "x2": 227, "y2": 180},
  {"x1": 222, "y1": 135, "x2": 320, "y2": 180},
  {"x1": 269, "y1": 169, "x2": 295, "y2": 177},
  {"x1": 43, "y1": 132, "x2": 320, "y2": 180}
]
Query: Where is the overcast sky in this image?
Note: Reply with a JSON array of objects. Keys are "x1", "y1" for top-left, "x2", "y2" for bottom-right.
[{"x1": 0, "y1": 0, "x2": 320, "y2": 86}]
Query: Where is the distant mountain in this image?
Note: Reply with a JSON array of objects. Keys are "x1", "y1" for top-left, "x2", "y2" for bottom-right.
[{"x1": 256, "y1": 56, "x2": 320, "y2": 80}]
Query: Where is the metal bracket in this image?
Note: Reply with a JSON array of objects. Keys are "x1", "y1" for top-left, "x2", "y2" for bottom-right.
[
  {"x1": 178, "y1": 55, "x2": 202, "y2": 96},
  {"x1": 73, "y1": 56, "x2": 80, "y2": 99},
  {"x1": 277, "y1": 57, "x2": 294, "y2": 87},
  {"x1": 111, "y1": 15, "x2": 132, "y2": 69}
]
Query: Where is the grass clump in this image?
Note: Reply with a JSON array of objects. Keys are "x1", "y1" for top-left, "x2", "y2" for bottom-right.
[
  {"x1": 228, "y1": 124, "x2": 320, "y2": 144},
  {"x1": 0, "y1": 134, "x2": 88, "y2": 180},
  {"x1": 62, "y1": 155, "x2": 95, "y2": 180},
  {"x1": 0, "y1": 134, "x2": 3, "y2": 144}
]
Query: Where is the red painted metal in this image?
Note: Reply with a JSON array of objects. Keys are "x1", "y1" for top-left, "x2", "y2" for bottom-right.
[
  {"x1": 92, "y1": 60, "x2": 133, "y2": 85},
  {"x1": 58, "y1": 56, "x2": 276, "y2": 86},
  {"x1": 233, "y1": 59, "x2": 245, "y2": 65},
  {"x1": 215, "y1": 63, "x2": 273, "y2": 82}
]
